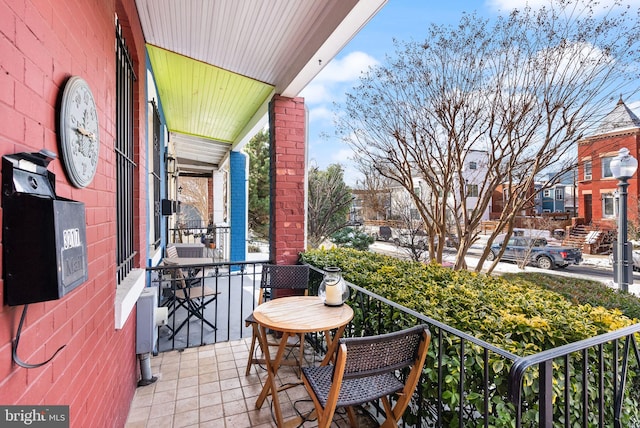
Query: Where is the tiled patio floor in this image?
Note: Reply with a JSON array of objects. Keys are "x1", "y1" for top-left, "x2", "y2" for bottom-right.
[{"x1": 124, "y1": 337, "x2": 379, "y2": 428}]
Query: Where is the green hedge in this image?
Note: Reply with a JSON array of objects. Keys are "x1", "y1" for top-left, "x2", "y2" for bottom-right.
[
  {"x1": 301, "y1": 248, "x2": 640, "y2": 426},
  {"x1": 302, "y1": 248, "x2": 635, "y2": 353},
  {"x1": 503, "y1": 272, "x2": 640, "y2": 321}
]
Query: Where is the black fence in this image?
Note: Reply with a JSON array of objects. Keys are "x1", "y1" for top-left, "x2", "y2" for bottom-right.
[
  {"x1": 168, "y1": 223, "x2": 230, "y2": 248},
  {"x1": 147, "y1": 259, "x2": 268, "y2": 352},
  {"x1": 304, "y1": 266, "x2": 640, "y2": 427},
  {"x1": 145, "y1": 261, "x2": 640, "y2": 426}
]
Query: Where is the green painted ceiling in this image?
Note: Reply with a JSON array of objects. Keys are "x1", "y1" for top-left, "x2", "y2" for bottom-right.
[{"x1": 147, "y1": 44, "x2": 274, "y2": 144}]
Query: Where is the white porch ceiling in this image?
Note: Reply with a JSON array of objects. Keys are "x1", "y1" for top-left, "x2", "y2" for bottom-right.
[{"x1": 135, "y1": 0, "x2": 387, "y2": 174}]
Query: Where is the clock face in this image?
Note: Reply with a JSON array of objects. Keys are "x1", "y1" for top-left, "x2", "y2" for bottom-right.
[{"x1": 59, "y1": 76, "x2": 99, "y2": 188}]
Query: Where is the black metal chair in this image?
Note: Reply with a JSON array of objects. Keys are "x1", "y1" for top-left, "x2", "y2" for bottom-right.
[
  {"x1": 162, "y1": 259, "x2": 219, "y2": 339},
  {"x1": 245, "y1": 263, "x2": 310, "y2": 376},
  {"x1": 301, "y1": 325, "x2": 431, "y2": 428}
]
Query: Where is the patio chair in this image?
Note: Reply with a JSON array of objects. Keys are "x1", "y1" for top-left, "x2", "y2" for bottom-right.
[
  {"x1": 245, "y1": 263, "x2": 310, "y2": 376},
  {"x1": 162, "y1": 259, "x2": 219, "y2": 339},
  {"x1": 301, "y1": 325, "x2": 431, "y2": 428}
]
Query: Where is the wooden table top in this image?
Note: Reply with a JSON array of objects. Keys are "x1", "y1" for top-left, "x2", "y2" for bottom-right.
[{"x1": 252, "y1": 295, "x2": 354, "y2": 333}]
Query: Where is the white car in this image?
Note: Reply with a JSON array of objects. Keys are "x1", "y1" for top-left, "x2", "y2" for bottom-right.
[
  {"x1": 609, "y1": 250, "x2": 640, "y2": 271},
  {"x1": 392, "y1": 229, "x2": 428, "y2": 249}
]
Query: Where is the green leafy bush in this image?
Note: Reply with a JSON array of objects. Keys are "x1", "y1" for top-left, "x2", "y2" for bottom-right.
[
  {"x1": 503, "y1": 272, "x2": 640, "y2": 321},
  {"x1": 301, "y1": 248, "x2": 640, "y2": 427}
]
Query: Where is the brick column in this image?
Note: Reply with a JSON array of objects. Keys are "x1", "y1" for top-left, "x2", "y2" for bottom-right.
[{"x1": 269, "y1": 95, "x2": 306, "y2": 265}]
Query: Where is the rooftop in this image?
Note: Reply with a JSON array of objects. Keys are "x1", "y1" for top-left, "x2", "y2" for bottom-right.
[{"x1": 593, "y1": 97, "x2": 640, "y2": 137}]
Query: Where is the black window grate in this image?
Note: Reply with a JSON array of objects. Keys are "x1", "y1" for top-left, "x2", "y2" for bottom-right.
[
  {"x1": 116, "y1": 19, "x2": 137, "y2": 284},
  {"x1": 151, "y1": 100, "x2": 161, "y2": 249}
]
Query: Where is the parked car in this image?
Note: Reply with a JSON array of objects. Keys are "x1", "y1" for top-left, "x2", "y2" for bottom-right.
[
  {"x1": 486, "y1": 237, "x2": 582, "y2": 269},
  {"x1": 608, "y1": 250, "x2": 640, "y2": 271},
  {"x1": 393, "y1": 228, "x2": 428, "y2": 249},
  {"x1": 373, "y1": 226, "x2": 393, "y2": 242}
]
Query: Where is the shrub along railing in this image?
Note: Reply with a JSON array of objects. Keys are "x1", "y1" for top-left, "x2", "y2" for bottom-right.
[{"x1": 301, "y1": 250, "x2": 640, "y2": 427}]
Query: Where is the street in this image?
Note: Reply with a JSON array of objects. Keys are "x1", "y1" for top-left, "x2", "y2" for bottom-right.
[{"x1": 369, "y1": 241, "x2": 640, "y2": 288}]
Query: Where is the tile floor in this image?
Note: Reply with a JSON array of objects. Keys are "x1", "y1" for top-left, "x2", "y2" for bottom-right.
[{"x1": 124, "y1": 338, "x2": 379, "y2": 428}]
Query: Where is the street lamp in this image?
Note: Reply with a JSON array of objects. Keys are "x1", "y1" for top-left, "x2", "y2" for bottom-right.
[{"x1": 610, "y1": 147, "x2": 638, "y2": 292}]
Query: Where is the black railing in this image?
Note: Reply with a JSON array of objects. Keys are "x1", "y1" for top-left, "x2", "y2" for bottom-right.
[
  {"x1": 168, "y1": 224, "x2": 230, "y2": 248},
  {"x1": 306, "y1": 266, "x2": 520, "y2": 427},
  {"x1": 144, "y1": 261, "x2": 640, "y2": 426},
  {"x1": 304, "y1": 266, "x2": 640, "y2": 427},
  {"x1": 508, "y1": 324, "x2": 640, "y2": 428},
  {"x1": 147, "y1": 259, "x2": 268, "y2": 352}
]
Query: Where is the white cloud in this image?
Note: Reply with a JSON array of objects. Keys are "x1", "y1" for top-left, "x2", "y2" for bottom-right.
[
  {"x1": 316, "y1": 51, "x2": 379, "y2": 84},
  {"x1": 486, "y1": 0, "x2": 552, "y2": 10},
  {"x1": 303, "y1": 52, "x2": 379, "y2": 183},
  {"x1": 332, "y1": 148, "x2": 355, "y2": 163},
  {"x1": 308, "y1": 106, "x2": 333, "y2": 123},
  {"x1": 300, "y1": 83, "x2": 331, "y2": 104},
  {"x1": 301, "y1": 51, "x2": 379, "y2": 105}
]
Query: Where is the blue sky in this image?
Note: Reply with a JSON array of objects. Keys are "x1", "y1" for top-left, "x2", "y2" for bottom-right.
[{"x1": 300, "y1": 0, "x2": 640, "y2": 186}]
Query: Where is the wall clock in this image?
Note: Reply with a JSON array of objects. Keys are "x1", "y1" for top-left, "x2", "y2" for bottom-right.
[{"x1": 58, "y1": 76, "x2": 99, "y2": 188}]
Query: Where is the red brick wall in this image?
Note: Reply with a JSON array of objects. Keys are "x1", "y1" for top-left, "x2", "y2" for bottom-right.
[
  {"x1": 578, "y1": 132, "x2": 640, "y2": 224},
  {"x1": 269, "y1": 95, "x2": 306, "y2": 264},
  {"x1": 0, "y1": 0, "x2": 145, "y2": 426}
]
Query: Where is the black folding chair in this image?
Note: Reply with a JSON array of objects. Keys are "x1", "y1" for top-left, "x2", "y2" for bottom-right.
[
  {"x1": 245, "y1": 264, "x2": 310, "y2": 376},
  {"x1": 163, "y1": 259, "x2": 219, "y2": 339}
]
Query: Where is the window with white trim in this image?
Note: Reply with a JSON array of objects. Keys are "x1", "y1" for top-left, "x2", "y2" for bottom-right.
[
  {"x1": 602, "y1": 193, "x2": 616, "y2": 218},
  {"x1": 584, "y1": 160, "x2": 592, "y2": 180},
  {"x1": 602, "y1": 157, "x2": 613, "y2": 178}
]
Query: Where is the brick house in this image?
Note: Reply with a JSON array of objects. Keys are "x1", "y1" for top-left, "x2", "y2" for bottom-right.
[
  {"x1": 577, "y1": 99, "x2": 640, "y2": 228},
  {"x1": 0, "y1": 1, "x2": 384, "y2": 426}
]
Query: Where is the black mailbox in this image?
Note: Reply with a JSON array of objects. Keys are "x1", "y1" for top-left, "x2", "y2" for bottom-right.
[{"x1": 2, "y1": 151, "x2": 88, "y2": 306}]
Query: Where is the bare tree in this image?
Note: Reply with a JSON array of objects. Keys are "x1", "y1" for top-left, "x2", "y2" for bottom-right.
[
  {"x1": 178, "y1": 176, "x2": 209, "y2": 226},
  {"x1": 307, "y1": 164, "x2": 353, "y2": 248},
  {"x1": 337, "y1": 0, "x2": 640, "y2": 271},
  {"x1": 389, "y1": 190, "x2": 429, "y2": 262},
  {"x1": 353, "y1": 159, "x2": 393, "y2": 221}
]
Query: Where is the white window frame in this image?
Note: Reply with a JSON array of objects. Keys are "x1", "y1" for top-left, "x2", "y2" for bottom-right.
[
  {"x1": 602, "y1": 157, "x2": 613, "y2": 179},
  {"x1": 602, "y1": 193, "x2": 616, "y2": 218},
  {"x1": 555, "y1": 189, "x2": 563, "y2": 200},
  {"x1": 584, "y1": 160, "x2": 592, "y2": 180}
]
